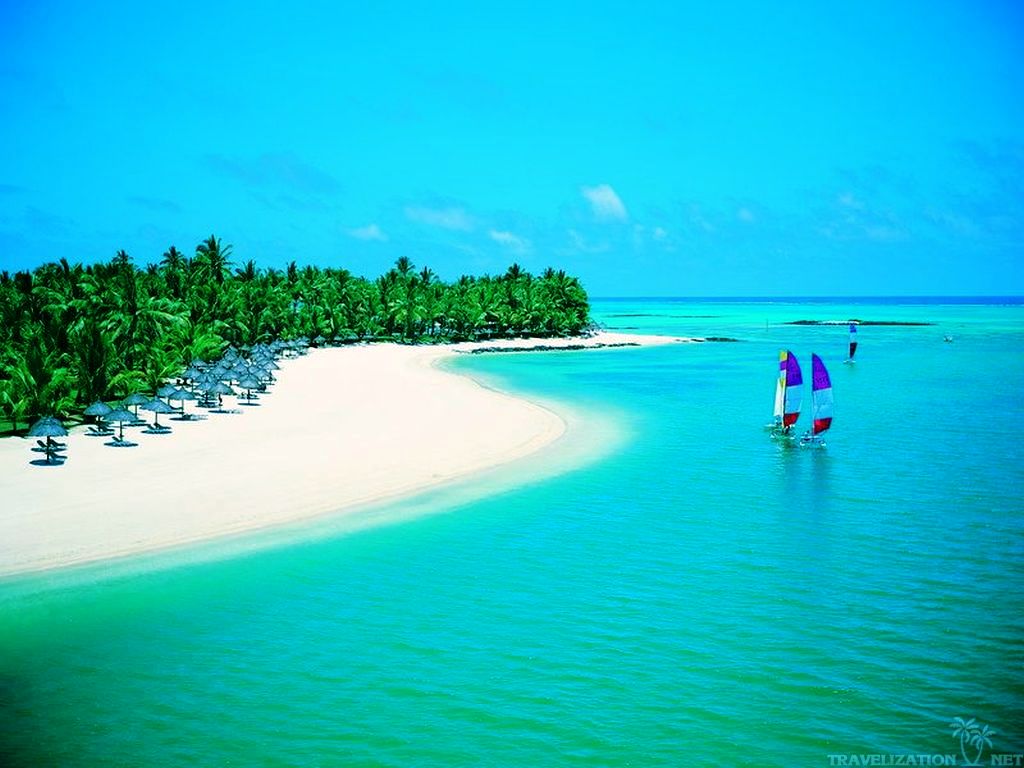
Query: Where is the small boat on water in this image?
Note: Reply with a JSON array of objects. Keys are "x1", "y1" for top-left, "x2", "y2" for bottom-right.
[
  {"x1": 844, "y1": 323, "x2": 858, "y2": 363},
  {"x1": 800, "y1": 354, "x2": 833, "y2": 448},
  {"x1": 944, "y1": 335, "x2": 954, "y2": 343},
  {"x1": 768, "y1": 350, "x2": 802, "y2": 440}
]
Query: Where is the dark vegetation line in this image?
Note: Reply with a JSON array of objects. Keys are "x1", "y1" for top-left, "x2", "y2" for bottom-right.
[{"x1": 0, "y1": 235, "x2": 590, "y2": 432}]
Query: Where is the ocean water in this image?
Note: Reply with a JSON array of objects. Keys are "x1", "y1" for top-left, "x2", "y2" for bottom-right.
[{"x1": 1, "y1": 298, "x2": 1022, "y2": 766}]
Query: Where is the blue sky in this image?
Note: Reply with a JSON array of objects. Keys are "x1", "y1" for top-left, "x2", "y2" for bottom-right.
[{"x1": 1, "y1": 1, "x2": 1022, "y2": 295}]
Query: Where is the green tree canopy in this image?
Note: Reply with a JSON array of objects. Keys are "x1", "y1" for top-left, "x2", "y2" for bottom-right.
[{"x1": 0, "y1": 243, "x2": 590, "y2": 431}]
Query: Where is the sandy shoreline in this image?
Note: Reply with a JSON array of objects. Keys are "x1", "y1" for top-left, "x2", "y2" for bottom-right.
[{"x1": 0, "y1": 332, "x2": 683, "y2": 578}]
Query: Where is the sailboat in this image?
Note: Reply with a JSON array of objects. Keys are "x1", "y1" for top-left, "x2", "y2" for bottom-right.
[
  {"x1": 844, "y1": 322, "x2": 858, "y2": 363},
  {"x1": 768, "y1": 350, "x2": 802, "y2": 440},
  {"x1": 800, "y1": 354, "x2": 833, "y2": 447}
]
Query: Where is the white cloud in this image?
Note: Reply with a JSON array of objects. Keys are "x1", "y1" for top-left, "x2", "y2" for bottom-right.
[
  {"x1": 864, "y1": 224, "x2": 906, "y2": 242},
  {"x1": 581, "y1": 184, "x2": 628, "y2": 220},
  {"x1": 347, "y1": 223, "x2": 388, "y2": 241},
  {"x1": 687, "y1": 204, "x2": 715, "y2": 233},
  {"x1": 633, "y1": 224, "x2": 671, "y2": 249},
  {"x1": 405, "y1": 205, "x2": 474, "y2": 231},
  {"x1": 838, "y1": 192, "x2": 865, "y2": 210},
  {"x1": 567, "y1": 228, "x2": 610, "y2": 254},
  {"x1": 489, "y1": 229, "x2": 532, "y2": 254}
]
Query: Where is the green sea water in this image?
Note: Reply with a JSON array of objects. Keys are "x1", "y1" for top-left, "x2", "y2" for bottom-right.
[{"x1": 1, "y1": 298, "x2": 1022, "y2": 766}]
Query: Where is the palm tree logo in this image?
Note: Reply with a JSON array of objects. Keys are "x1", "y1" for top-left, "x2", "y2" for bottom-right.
[{"x1": 950, "y1": 717, "x2": 996, "y2": 766}]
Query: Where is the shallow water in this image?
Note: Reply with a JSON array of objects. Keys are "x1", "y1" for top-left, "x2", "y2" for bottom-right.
[{"x1": 1, "y1": 298, "x2": 1022, "y2": 766}]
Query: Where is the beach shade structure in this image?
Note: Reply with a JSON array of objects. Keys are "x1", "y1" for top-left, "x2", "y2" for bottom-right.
[
  {"x1": 83, "y1": 401, "x2": 115, "y2": 436},
  {"x1": 260, "y1": 361, "x2": 279, "y2": 383},
  {"x1": 236, "y1": 376, "x2": 261, "y2": 405},
  {"x1": 168, "y1": 387, "x2": 200, "y2": 420},
  {"x1": 258, "y1": 359, "x2": 280, "y2": 376},
  {"x1": 207, "y1": 381, "x2": 238, "y2": 414},
  {"x1": 209, "y1": 363, "x2": 230, "y2": 381},
  {"x1": 140, "y1": 398, "x2": 176, "y2": 434},
  {"x1": 122, "y1": 392, "x2": 151, "y2": 425},
  {"x1": 27, "y1": 416, "x2": 68, "y2": 465},
  {"x1": 230, "y1": 360, "x2": 252, "y2": 380},
  {"x1": 196, "y1": 377, "x2": 224, "y2": 409},
  {"x1": 156, "y1": 384, "x2": 178, "y2": 403},
  {"x1": 210, "y1": 380, "x2": 235, "y2": 395},
  {"x1": 182, "y1": 365, "x2": 205, "y2": 383},
  {"x1": 83, "y1": 400, "x2": 112, "y2": 418},
  {"x1": 250, "y1": 364, "x2": 273, "y2": 386},
  {"x1": 101, "y1": 408, "x2": 139, "y2": 447}
]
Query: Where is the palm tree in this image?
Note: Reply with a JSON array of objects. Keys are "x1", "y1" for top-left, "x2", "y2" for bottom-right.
[
  {"x1": 395, "y1": 256, "x2": 414, "y2": 278},
  {"x1": 8, "y1": 341, "x2": 76, "y2": 421},
  {"x1": 969, "y1": 723, "x2": 995, "y2": 766},
  {"x1": 0, "y1": 376, "x2": 27, "y2": 433},
  {"x1": 71, "y1": 318, "x2": 113, "y2": 405},
  {"x1": 400, "y1": 274, "x2": 421, "y2": 340},
  {"x1": 194, "y1": 235, "x2": 233, "y2": 285},
  {"x1": 0, "y1": 239, "x2": 590, "y2": 428},
  {"x1": 161, "y1": 246, "x2": 184, "y2": 273},
  {"x1": 236, "y1": 259, "x2": 258, "y2": 282},
  {"x1": 950, "y1": 717, "x2": 980, "y2": 766}
]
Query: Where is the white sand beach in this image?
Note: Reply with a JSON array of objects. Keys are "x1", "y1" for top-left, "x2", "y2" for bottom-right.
[{"x1": 0, "y1": 332, "x2": 684, "y2": 577}]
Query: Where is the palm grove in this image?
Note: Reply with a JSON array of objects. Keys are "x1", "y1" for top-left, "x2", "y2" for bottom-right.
[{"x1": 0, "y1": 236, "x2": 590, "y2": 432}]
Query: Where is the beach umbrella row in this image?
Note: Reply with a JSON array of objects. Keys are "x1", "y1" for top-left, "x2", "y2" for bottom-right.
[{"x1": 28, "y1": 341, "x2": 303, "y2": 466}]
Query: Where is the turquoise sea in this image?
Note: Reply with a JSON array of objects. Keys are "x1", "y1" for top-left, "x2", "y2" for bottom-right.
[{"x1": 2, "y1": 298, "x2": 1022, "y2": 766}]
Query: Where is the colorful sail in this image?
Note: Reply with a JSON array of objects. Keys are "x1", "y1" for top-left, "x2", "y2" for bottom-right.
[
  {"x1": 773, "y1": 376, "x2": 785, "y2": 423},
  {"x1": 780, "y1": 350, "x2": 802, "y2": 426},
  {"x1": 848, "y1": 323, "x2": 858, "y2": 360},
  {"x1": 810, "y1": 353, "x2": 833, "y2": 435}
]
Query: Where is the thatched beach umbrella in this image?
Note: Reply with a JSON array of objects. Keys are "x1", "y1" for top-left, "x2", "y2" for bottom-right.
[
  {"x1": 209, "y1": 362, "x2": 230, "y2": 380},
  {"x1": 28, "y1": 416, "x2": 67, "y2": 441},
  {"x1": 203, "y1": 381, "x2": 236, "y2": 414},
  {"x1": 123, "y1": 392, "x2": 148, "y2": 409},
  {"x1": 83, "y1": 400, "x2": 112, "y2": 419},
  {"x1": 83, "y1": 401, "x2": 115, "y2": 436},
  {"x1": 28, "y1": 416, "x2": 68, "y2": 464},
  {"x1": 237, "y1": 376, "x2": 261, "y2": 405},
  {"x1": 194, "y1": 376, "x2": 221, "y2": 408},
  {"x1": 141, "y1": 398, "x2": 176, "y2": 433},
  {"x1": 122, "y1": 392, "x2": 150, "y2": 424},
  {"x1": 102, "y1": 408, "x2": 138, "y2": 447},
  {"x1": 156, "y1": 384, "x2": 178, "y2": 405},
  {"x1": 210, "y1": 381, "x2": 234, "y2": 396},
  {"x1": 169, "y1": 387, "x2": 198, "y2": 419}
]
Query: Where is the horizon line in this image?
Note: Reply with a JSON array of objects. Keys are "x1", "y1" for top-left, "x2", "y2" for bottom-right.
[{"x1": 590, "y1": 294, "x2": 1024, "y2": 300}]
